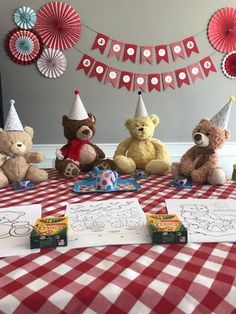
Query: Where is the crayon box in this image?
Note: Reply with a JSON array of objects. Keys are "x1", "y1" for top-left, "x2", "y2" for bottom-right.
[{"x1": 30, "y1": 216, "x2": 68, "y2": 249}]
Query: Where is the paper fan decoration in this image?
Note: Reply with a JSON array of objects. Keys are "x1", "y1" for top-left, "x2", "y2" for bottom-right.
[
  {"x1": 5, "y1": 28, "x2": 43, "y2": 64},
  {"x1": 222, "y1": 51, "x2": 236, "y2": 79},
  {"x1": 14, "y1": 6, "x2": 36, "y2": 29},
  {"x1": 208, "y1": 7, "x2": 236, "y2": 53},
  {"x1": 35, "y1": 2, "x2": 82, "y2": 50},
  {"x1": 37, "y1": 48, "x2": 67, "y2": 78}
]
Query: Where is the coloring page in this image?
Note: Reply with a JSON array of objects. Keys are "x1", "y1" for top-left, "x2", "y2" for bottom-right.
[
  {"x1": 165, "y1": 199, "x2": 236, "y2": 243},
  {"x1": 0, "y1": 204, "x2": 41, "y2": 257},
  {"x1": 64, "y1": 198, "x2": 151, "y2": 249}
]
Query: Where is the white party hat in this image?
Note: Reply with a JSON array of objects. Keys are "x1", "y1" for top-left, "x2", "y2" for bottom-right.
[
  {"x1": 210, "y1": 96, "x2": 235, "y2": 129},
  {"x1": 134, "y1": 91, "x2": 148, "y2": 118},
  {"x1": 4, "y1": 99, "x2": 24, "y2": 131},
  {"x1": 68, "y1": 90, "x2": 89, "y2": 120}
]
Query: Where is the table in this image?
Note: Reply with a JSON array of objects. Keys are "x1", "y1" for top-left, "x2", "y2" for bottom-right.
[{"x1": 0, "y1": 169, "x2": 236, "y2": 314}]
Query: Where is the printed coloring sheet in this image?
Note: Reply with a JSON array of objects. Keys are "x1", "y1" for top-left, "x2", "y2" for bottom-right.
[
  {"x1": 165, "y1": 198, "x2": 236, "y2": 243},
  {"x1": 65, "y1": 198, "x2": 151, "y2": 249},
  {"x1": 0, "y1": 204, "x2": 41, "y2": 257}
]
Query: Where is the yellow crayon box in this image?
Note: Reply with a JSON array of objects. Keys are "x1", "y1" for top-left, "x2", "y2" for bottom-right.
[
  {"x1": 147, "y1": 213, "x2": 187, "y2": 244},
  {"x1": 30, "y1": 216, "x2": 68, "y2": 249}
]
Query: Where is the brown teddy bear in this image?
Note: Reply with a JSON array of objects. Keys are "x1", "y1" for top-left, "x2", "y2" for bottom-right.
[
  {"x1": 171, "y1": 97, "x2": 235, "y2": 185},
  {"x1": 114, "y1": 92, "x2": 170, "y2": 175},
  {"x1": 0, "y1": 100, "x2": 48, "y2": 188},
  {"x1": 55, "y1": 90, "x2": 105, "y2": 178}
]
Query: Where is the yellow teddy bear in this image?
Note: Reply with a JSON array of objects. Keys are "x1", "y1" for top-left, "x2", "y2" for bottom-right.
[{"x1": 114, "y1": 92, "x2": 170, "y2": 175}]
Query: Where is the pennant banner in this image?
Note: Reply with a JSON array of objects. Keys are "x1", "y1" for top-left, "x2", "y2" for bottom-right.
[
  {"x1": 104, "y1": 67, "x2": 120, "y2": 87},
  {"x1": 148, "y1": 74, "x2": 161, "y2": 92},
  {"x1": 155, "y1": 45, "x2": 169, "y2": 64},
  {"x1": 134, "y1": 73, "x2": 147, "y2": 92},
  {"x1": 175, "y1": 68, "x2": 190, "y2": 87},
  {"x1": 76, "y1": 54, "x2": 95, "y2": 75},
  {"x1": 123, "y1": 44, "x2": 138, "y2": 63},
  {"x1": 183, "y1": 36, "x2": 199, "y2": 57},
  {"x1": 199, "y1": 56, "x2": 217, "y2": 77},
  {"x1": 170, "y1": 41, "x2": 185, "y2": 61},
  {"x1": 119, "y1": 71, "x2": 134, "y2": 90},
  {"x1": 92, "y1": 33, "x2": 109, "y2": 54},
  {"x1": 140, "y1": 46, "x2": 153, "y2": 64},
  {"x1": 77, "y1": 54, "x2": 217, "y2": 92},
  {"x1": 89, "y1": 61, "x2": 107, "y2": 81},
  {"x1": 108, "y1": 40, "x2": 124, "y2": 60},
  {"x1": 188, "y1": 63, "x2": 204, "y2": 82}
]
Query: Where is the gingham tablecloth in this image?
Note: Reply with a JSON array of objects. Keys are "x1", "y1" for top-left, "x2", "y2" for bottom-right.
[{"x1": 0, "y1": 169, "x2": 236, "y2": 314}]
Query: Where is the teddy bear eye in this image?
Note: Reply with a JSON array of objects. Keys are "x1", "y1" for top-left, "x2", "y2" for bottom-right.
[{"x1": 205, "y1": 133, "x2": 210, "y2": 136}]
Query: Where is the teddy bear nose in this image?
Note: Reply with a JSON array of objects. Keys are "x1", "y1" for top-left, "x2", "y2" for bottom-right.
[
  {"x1": 82, "y1": 129, "x2": 90, "y2": 135},
  {"x1": 17, "y1": 143, "x2": 22, "y2": 147},
  {"x1": 138, "y1": 127, "x2": 144, "y2": 132},
  {"x1": 194, "y1": 133, "x2": 202, "y2": 141}
]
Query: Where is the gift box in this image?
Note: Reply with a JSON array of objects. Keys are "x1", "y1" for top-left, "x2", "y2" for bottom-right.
[{"x1": 147, "y1": 213, "x2": 187, "y2": 244}]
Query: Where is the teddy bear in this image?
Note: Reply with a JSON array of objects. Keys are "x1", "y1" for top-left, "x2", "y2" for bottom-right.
[
  {"x1": 0, "y1": 127, "x2": 48, "y2": 188},
  {"x1": 171, "y1": 96, "x2": 235, "y2": 185},
  {"x1": 113, "y1": 91, "x2": 170, "y2": 175},
  {"x1": 55, "y1": 90, "x2": 105, "y2": 178},
  {"x1": 0, "y1": 99, "x2": 48, "y2": 189}
]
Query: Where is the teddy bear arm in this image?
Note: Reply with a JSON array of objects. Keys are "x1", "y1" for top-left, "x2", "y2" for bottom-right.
[
  {"x1": 179, "y1": 148, "x2": 196, "y2": 176},
  {"x1": 24, "y1": 152, "x2": 44, "y2": 164},
  {"x1": 92, "y1": 144, "x2": 106, "y2": 159},
  {"x1": 114, "y1": 138, "x2": 133, "y2": 157},
  {"x1": 151, "y1": 139, "x2": 170, "y2": 161}
]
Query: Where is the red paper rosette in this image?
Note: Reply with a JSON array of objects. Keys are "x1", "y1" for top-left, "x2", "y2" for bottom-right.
[
  {"x1": 208, "y1": 7, "x2": 236, "y2": 53},
  {"x1": 35, "y1": 1, "x2": 82, "y2": 50},
  {"x1": 222, "y1": 51, "x2": 236, "y2": 79},
  {"x1": 5, "y1": 28, "x2": 43, "y2": 64}
]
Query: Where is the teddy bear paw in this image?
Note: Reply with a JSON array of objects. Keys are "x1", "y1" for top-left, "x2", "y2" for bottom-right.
[
  {"x1": 207, "y1": 167, "x2": 227, "y2": 185},
  {"x1": 145, "y1": 160, "x2": 170, "y2": 175},
  {"x1": 114, "y1": 155, "x2": 136, "y2": 174},
  {"x1": 64, "y1": 161, "x2": 80, "y2": 178}
]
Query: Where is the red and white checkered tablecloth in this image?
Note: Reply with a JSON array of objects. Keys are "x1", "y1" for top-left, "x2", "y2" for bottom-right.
[{"x1": 1, "y1": 169, "x2": 236, "y2": 314}]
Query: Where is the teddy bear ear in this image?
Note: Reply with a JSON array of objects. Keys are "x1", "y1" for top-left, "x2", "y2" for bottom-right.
[
  {"x1": 88, "y1": 113, "x2": 96, "y2": 123},
  {"x1": 199, "y1": 118, "x2": 209, "y2": 123},
  {"x1": 150, "y1": 114, "x2": 159, "y2": 126},
  {"x1": 24, "y1": 126, "x2": 34, "y2": 138},
  {"x1": 125, "y1": 119, "x2": 133, "y2": 129},
  {"x1": 62, "y1": 115, "x2": 69, "y2": 126}
]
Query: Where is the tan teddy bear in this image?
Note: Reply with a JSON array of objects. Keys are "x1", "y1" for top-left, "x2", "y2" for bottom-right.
[
  {"x1": 0, "y1": 100, "x2": 48, "y2": 188},
  {"x1": 114, "y1": 92, "x2": 170, "y2": 175},
  {"x1": 171, "y1": 97, "x2": 235, "y2": 185}
]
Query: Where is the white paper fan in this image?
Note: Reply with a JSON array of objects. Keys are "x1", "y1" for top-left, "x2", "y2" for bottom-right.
[{"x1": 37, "y1": 48, "x2": 67, "y2": 78}]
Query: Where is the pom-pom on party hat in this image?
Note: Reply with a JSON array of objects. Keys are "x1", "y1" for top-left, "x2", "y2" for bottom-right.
[
  {"x1": 134, "y1": 91, "x2": 148, "y2": 118},
  {"x1": 68, "y1": 90, "x2": 89, "y2": 120},
  {"x1": 210, "y1": 96, "x2": 235, "y2": 129},
  {"x1": 4, "y1": 99, "x2": 24, "y2": 131}
]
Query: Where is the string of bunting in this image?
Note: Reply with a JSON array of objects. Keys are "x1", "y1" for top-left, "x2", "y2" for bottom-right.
[
  {"x1": 76, "y1": 50, "x2": 217, "y2": 92},
  {"x1": 83, "y1": 22, "x2": 204, "y2": 64}
]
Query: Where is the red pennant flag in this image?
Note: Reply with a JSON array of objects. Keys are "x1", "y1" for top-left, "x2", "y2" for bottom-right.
[
  {"x1": 148, "y1": 74, "x2": 161, "y2": 92},
  {"x1": 89, "y1": 61, "x2": 108, "y2": 81},
  {"x1": 183, "y1": 36, "x2": 199, "y2": 57},
  {"x1": 91, "y1": 33, "x2": 109, "y2": 54},
  {"x1": 175, "y1": 68, "x2": 190, "y2": 87},
  {"x1": 104, "y1": 67, "x2": 120, "y2": 87},
  {"x1": 162, "y1": 72, "x2": 175, "y2": 90},
  {"x1": 170, "y1": 41, "x2": 185, "y2": 61},
  {"x1": 140, "y1": 46, "x2": 153, "y2": 64},
  {"x1": 108, "y1": 40, "x2": 124, "y2": 60},
  {"x1": 188, "y1": 63, "x2": 204, "y2": 83},
  {"x1": 123, "y1": 44, "x2": 138, "y2": 63},
  {"x1": 119, "y1": 71, "x2": 133, "y2": 90},
  {"x1": 155, "y1": 45, "x2": 169, "y2": 64},
  {"x1": 134, "y1": 73, "x2": 147, "y2": 92},
  {"x1": 199, "y1": 56, "x2": 217, "y2": 77},
  {"x1": 76, "y1": 54, "x2": 95, "y2": 75}
]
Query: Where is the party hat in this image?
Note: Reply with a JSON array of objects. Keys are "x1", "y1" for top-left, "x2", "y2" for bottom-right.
[
  {"x1": 68, "y1": 90, "x2": 89, "y2": 120},
  {"x1": 134, "y1": 91, "x2": 148, "y2": 118},
  {"x1": 210, "y1": 96, "x2": 235, "y2": 129},
  {"x1": 4, "y1": 99, "x2": 24, "y2": 131}
]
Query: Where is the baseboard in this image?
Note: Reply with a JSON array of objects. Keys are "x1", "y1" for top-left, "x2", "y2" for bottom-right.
[{"x1": 33, "y1": 142, "x2": 236, "y2": 177}]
